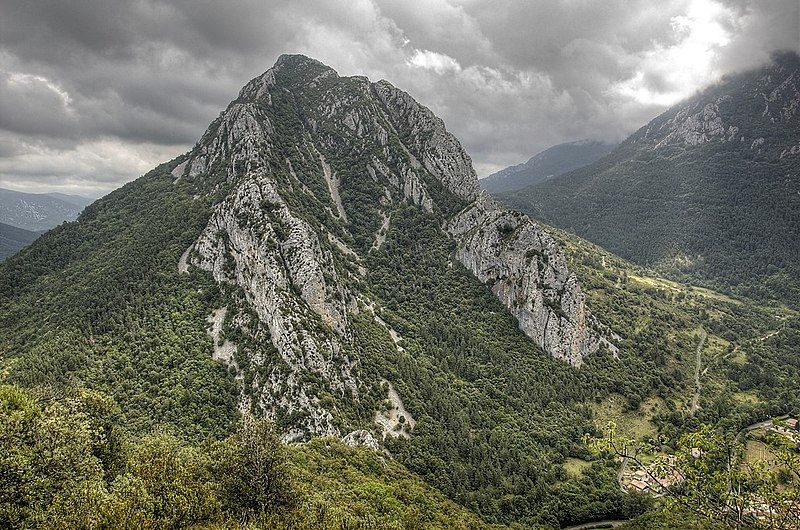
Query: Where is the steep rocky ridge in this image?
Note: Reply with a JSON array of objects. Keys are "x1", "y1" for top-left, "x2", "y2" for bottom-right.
[
  {"x1": 630, "y1": 50, "x2": 800, "y2": 154},
  {"x1": 0, "y1": 55, "x2": 607, "y2": 452},
  {"x1": 165, "y1": 54, "x2": 604, "y2": 432}
]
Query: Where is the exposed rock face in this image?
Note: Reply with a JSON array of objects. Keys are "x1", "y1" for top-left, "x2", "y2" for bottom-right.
[
  {"x1": 174, "y1": 54, "x2": 606, "y2": 436},
  {"x1": 342, "y1": 429, "x2": 381, "y2": 450},
  {"x1": 653, "y1": 101, "x2": 728, "y2": 147},
  {"x1": 447, "y1": 194, "x2": 598, "y2": 366},
  {"x1": 191, "y1": 173, "x2": 356, "y2": 437},
  {"x1": 373, "y1": 80, "x2": 480, "y2": 202}
]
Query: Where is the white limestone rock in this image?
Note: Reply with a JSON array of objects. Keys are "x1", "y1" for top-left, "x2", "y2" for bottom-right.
[
  {"x1": 342, "y1": 430, "x2": 380, "y2": 450},
  {"x1": 191, "y1": 171, "x2": 358, "y2": 437},
  {"x1": 447, "y1": 194, "x2": 599, "y2": 366}
]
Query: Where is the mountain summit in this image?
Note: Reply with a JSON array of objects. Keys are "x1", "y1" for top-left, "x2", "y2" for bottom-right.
[{"x1": 174, "y1": 53, "x2": 603, "y2": 434}]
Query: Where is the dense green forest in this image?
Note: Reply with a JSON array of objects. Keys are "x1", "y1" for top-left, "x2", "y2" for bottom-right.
[
  {"x1": 0, "y1": 222, "x2": 39, "y2": 261},
  {"x1": 0, "y1": 168, "x2": 239, "y2": 440},
  {"x1": 0, "y1": 384, "x2": 491, "y2": 529}
]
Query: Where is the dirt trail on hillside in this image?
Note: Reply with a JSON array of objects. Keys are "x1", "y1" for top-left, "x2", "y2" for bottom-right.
[{"x1": 690, "y1": 326, "x2": 707, "y2": 415}]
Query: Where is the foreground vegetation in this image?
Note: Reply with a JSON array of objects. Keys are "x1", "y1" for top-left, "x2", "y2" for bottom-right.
[
  {"x1": 5, "y1": 381, "x2": 795, "y2": 529},
  {"x1": 0, "y1": 384, "x2": 491, "y2": 529}
]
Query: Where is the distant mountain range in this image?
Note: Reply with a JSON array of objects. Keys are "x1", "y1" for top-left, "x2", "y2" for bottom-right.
[
  {"x1": 0, "y1": 187, "x2": 92, "y2": 232},
  {"x1": 480, "y1": 140, "x2": 616, "y2": 193},
  {"x1": 497, "y1": 51, "x2": 800, "y2": 304}
]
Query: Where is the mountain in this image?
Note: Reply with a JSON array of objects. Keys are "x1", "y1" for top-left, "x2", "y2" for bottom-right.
[
  {"x1": 480, "y1": 140, "x2": 616, "y2": 193},
  {"x1": 497, "y1": 51, "x2": 800, "y2": 303},
  {"x1": 0, "y1": 54, "x2": 619, "y2": 526},
  {"x1": 2, "y1": 54, "x2": 799, "y2": 529},
  {"x1": 0, "y1": 221, "x2": 39, "y2": 261},
  {"x1": 44, "y1": 191, "x2": 94, "y2": 208},
  {"x1": 0, "y1": 187, "x2": 89, "y2": 231}
]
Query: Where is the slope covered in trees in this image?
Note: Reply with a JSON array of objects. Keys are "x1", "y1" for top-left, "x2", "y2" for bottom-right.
[
  {"x1": 498, "y1": 52, "x2": 800, "y2": 305},
  {"x1": 0, "y1": 221, "x2": 39, "y2": 261}
]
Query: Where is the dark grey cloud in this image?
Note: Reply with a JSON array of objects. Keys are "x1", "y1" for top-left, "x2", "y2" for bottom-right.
[{"x1": 0, "y1": 0, "x2": 797, "y2": 196}]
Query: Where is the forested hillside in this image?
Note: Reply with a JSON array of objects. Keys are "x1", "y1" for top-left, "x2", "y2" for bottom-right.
[
  {"x1": 498, "y1": 51, "x2": 800, "y2": 305},
  {"x1": 0, "y1": 221, "x2": 39, "y2": 261}
]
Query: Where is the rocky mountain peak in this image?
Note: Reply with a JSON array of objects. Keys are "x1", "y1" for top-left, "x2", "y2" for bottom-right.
[
  {"x1": 239, "y1": 54, "x2": 339, "y2": 101},
  {"x1": 630, "y1": 51, "x2": 800, "y2": 155},
  {"x1": 169, "y1": 54, "x2": 606, "y2": 436}
]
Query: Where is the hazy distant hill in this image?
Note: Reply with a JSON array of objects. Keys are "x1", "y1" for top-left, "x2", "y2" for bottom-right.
[
  {"x1": 480, "y1": 140, "x2": 615, "y2": 193},
  {"x1": 44, "y1": 191, "x2": 94, "y2": 208},
  {"x1": 499, "y1": 51, "x2": 800, "y2": 303},
  {"x1": 0, "y1": 187, "x2": 90, "y2": 231},
  {"x1": 0, "y1": 221, "x2": 39, "y2": 261}
]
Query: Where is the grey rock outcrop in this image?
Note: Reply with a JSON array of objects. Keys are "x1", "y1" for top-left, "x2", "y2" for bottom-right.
[
  {"x1": 447, "y1": 194, "x2": 598, "y2": 366},
  {"x1": 342, "y1": 430, "x2": 380, "y2": 450},
  {"x1": 636, "y1": 52, "x2": 800, "y2": 154},
  {"x1": 189, "y1": 168, "x2": 358, "y2": 437}
]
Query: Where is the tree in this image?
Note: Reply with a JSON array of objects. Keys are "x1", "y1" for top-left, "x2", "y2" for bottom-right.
[{"x1": 210, "y1": 415, "x2": 292, "y2": 522}]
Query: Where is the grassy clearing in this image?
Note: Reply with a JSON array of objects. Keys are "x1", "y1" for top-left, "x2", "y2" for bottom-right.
[
  {"x1": 563, "y1": 457, "x2": 592, "y2": 478},
  {"x1": 746, "y1": 440, "x2": 772, "y2": 463},
  {"x1": 591, "y1": 394, "x2": 661, "y2": 440},
  {"x1": 628, "y1": 274, "x2": 683, "y2": 292},
  {"x1": 627, "y1": 273, "x2": 742, "y2": 305},
  {"x1": 732, "y1": 390, "x2": 760, "y2": 405}
]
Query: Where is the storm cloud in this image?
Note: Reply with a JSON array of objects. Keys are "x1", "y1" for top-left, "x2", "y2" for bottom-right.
[{"x1": 0, "y1": 0, "x2": 797, "y2": 196}]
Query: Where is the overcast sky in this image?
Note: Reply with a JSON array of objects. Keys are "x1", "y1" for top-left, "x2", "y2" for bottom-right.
[{"x1": 0, "y1": 0, "x2": 798, "y2": 197}]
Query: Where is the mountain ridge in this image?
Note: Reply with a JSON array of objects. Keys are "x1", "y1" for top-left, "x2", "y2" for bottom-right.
[
  {"x1": 0, "y1": 187, "x2": 89, "y2": 231},
  {"x1": 480, "y1": 140, "x2": 616, "y2": 194},
  {"x1": 1, "y1": 54, "x2": 608, "y2": 440},
  {"x1": 0, "y1": 55, "x2": 631, "y2": 525},
  {"x1": 497, "y1": 51, "x2": 800, "y2": 304},
  {"x1": 167, "y1": 53, "x2": 608, "y2": 437}
]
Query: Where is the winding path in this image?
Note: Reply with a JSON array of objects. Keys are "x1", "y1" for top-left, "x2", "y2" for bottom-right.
[
  {"x1": 735, "y1": 419, "x2": 779, "y2": 442},
  {"x1": 689, "y1": 326, "x2": 707, "y2": 415}
]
